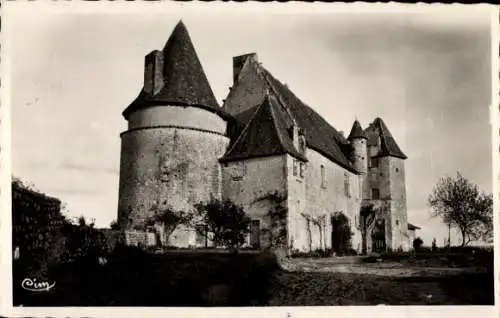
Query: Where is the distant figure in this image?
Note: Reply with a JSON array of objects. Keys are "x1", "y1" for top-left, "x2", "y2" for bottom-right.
[{"x1": 431, "y1": 238, "x2": 437, "y2": 252}]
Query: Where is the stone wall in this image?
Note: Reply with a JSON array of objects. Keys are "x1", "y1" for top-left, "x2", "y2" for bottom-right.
[
  {"x1": 388, "y1": 157, "x2": 409, "y2": 251},
  {"x1": 301, "y1": 149, "x2": 363, "y2": 252},
  {"x1": 221, "y1": 155, "x2": 287, "y2": 248}
]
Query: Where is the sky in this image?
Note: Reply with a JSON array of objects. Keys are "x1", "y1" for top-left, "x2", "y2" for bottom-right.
[{"x1": 6, "y1": 3, "x2": 495, "y2": 246}]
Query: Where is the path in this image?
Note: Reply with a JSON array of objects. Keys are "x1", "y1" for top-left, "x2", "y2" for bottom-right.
[{"x1": 280, "y1": 257, "x2": 489, "y2": 277}]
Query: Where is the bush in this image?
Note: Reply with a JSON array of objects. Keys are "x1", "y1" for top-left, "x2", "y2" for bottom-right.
[{"x1": 413, "y1": 237, "x2": 423, "y2": 252}]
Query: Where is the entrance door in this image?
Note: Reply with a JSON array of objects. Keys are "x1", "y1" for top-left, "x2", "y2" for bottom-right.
[
  {"x1": 331, "y1": 212, "x2": 351, "y2": 255},
  {"x1": 371, "y1": 219, "x2": 386, "y2": 253},
  {"x1": 250, "y1": 220, "x2": 261, "y2": 249}
]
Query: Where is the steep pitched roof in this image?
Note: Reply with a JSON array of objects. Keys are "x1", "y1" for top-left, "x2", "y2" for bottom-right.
[
  {"x1": 123, "y1": 21, "x2": 228, "y2": 120},
  {"x1": 348, "y1": 120, "x2": 367, "y2": 140},
  {"x1": 369, "y1": 117, "x2": 407, "y2": 159},
  {"x1": 223, "y1": 56, "x2": 358, "y2": 174},
  {"x1": 220, "y1": 94, "x2": 307, "y2": 163}
]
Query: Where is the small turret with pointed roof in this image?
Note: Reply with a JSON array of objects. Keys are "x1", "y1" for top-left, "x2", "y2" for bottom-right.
[
  {"x1": 348, "y1": 120, "x2": 367, "y2": 141},
  {"x1": 348, "y1": 119, "x2": 368, "y2": 174},
  {"x1": 123, "y1": 20, "x2": 229, "y2": 120},
  {"x1": 366, "y1": 117, "x2": 407, "y2": 159}
]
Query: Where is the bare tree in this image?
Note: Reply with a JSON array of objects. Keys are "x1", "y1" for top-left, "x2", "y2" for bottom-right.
[{"x1": 428, "y1": 172, "x2": 493, "y2": 246}]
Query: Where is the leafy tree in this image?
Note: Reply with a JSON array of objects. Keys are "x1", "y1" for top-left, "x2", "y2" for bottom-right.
[
  {"x1": 193, "y1": 198, "x2": 250, "y2": 250},
  {"x1": 146, "y1": 204, "x2": 193, "y2": 246},
  {"x1": 428, "y1": 172, "x2": 493, "y2": 246}
]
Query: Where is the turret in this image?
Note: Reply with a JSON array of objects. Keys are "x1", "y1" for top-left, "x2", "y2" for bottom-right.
[
  {"x1": 347, "y1": 120, "x2": 368, "y2": 174},
  {"x1": 117, "y1": 20, "x2": 230, "y2": 246}
]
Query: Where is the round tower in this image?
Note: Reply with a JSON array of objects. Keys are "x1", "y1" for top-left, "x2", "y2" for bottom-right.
[
  {"x1": 347, "y1": 120, "x2": 368, "y2": 174},
  {"x1": 117, "y1": 21, "x2": 231, "y2": 231}
]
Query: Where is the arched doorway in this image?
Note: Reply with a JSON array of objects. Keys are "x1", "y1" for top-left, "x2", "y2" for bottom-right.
[
  {"x1": 371, "y1": 219, "x2": 386, "y2": 253},
  {"x1": 331, "y1": 212, "x2": 352, "y2": 255}
]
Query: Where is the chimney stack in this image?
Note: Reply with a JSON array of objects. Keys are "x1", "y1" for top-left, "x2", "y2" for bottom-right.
[{"x1": 144, "y1": 50, "x2": 164, "y2": 95}]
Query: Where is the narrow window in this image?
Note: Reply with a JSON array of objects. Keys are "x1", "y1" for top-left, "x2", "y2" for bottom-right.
[
  {"x1": 395, "y1": 220, "x2": 400, "y2": 226},
  {"x1": 292, "y1": 160, "x2": 298, "y2": 177},
  {"x1": 321, "y1": 165, "x2": 326, "y2": 187},
  {"x1": 372, "y1": 188, "x2": 380, "y2": 200},
  {"x1": 395, "y1": 168, "x2": 400, "y2": 173},
  {"x1": 344, "y1": 173, "x2": 350, "y2": 197},
  {"x1": 299, "y1": 162, "x2": 305, "y2": 178},
  {"x1": 371, "y1": 158, "x2": 379, "y2": 168},
  {"x1": 250, "y1": 219, "x2": 261, "y2": 249}
]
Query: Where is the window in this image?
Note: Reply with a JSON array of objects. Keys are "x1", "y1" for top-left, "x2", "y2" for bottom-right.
[
  {"x1": 395, "y1": 168, "x2": 400, "y2": 173},
  {"x1": 320, "y1": 165, "x2": 326, "y2": 187},
  {"x1": 395, "y1": 220, "x2": 400, "y2": 226},
  {"x1": 371, "y1": 158, "x2": 379, "y2": 168},
  {"x1": 344, "y1": 173, "x2": 350, "y2": 197},
  {"x1": 293, "y1": 160, "x2": 298, "y2": 176},
  {"x1": 299, "y1": 162, "x2": 305, "y2": 178},
  {"x1": 372, "y1": 188, "x2": 380, "y2": 200}
]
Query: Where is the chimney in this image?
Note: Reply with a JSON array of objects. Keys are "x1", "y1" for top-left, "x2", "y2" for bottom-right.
[
  {"x1": 144, "y1": 50, "x2": 164, "y2": 95},
  {"x1": 233, "y1": 53, "x2": 258, "y2": 84}
]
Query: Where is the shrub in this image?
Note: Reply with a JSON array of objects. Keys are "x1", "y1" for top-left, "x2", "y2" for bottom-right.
[{"x1": 413, "y1": 237, "x2": 423, "y2": 252}]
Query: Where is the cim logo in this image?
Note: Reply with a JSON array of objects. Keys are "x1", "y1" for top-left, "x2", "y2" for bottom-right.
[{"x1": 21, "y1": 278, "x2": 55, "y2": 292}]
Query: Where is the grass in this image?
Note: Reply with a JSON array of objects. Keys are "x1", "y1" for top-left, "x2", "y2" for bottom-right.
[{"x1": 13, "y1": 246, "x2": 494, "y2": 306}]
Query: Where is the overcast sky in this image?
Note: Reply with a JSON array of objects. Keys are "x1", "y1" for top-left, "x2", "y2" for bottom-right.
[{"x1": 6, "y1": 3, "x2": 494, "y2": 246}]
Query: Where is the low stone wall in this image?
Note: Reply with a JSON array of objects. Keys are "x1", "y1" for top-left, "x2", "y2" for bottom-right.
[{"x1": 123, "y1": 230, "x2": 157, "y2": 247}]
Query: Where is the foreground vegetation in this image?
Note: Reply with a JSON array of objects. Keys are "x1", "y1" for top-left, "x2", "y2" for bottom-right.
[{"x1": 13, "y1": 246, "x2": 494, "y2": 306}]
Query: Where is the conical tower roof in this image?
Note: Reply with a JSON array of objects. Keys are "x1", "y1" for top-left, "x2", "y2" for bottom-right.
[
  {"x1": 347, "y1": 120, "x2": 367, "y2": 140},
  {"x1": 123, "y1": 20, "x2": 228, "y2": 120},
  {"x1": 371, "y1": 117, "x2": 407, "y2": 159}
]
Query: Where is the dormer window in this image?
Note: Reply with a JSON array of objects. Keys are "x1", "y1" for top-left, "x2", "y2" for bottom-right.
[{"x1": 298, "y1": 135, "x2": 306, "y2": 154}]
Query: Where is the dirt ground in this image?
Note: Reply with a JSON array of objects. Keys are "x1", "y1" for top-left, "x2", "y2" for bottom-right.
[{"x1": 283, "y1": 257, "x2": 489, "y2": 277}]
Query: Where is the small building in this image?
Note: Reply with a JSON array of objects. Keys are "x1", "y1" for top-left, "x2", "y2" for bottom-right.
[{"x1": 407, "y1": 223, "x2": 421, "y2": 243}]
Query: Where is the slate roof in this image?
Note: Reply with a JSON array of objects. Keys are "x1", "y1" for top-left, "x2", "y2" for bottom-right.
[
  {"x1": 408, "y1": 223, "x2": 421, "y2": 230},
  {"x1": 220, "y1": 93, "x2": 307, "y2": 163},
  {"x1": 348, "y1": 120, "x2": 367, "y2": 140},
  {"x1": 368, "y1": 117, "x2": 407, "y2": 159},
  {"x1": 223, "y1": 56, "x2": 358, "y2": 174},
  {"x1": 123, "y1": 21, "x2": 229, "y2": 120}
]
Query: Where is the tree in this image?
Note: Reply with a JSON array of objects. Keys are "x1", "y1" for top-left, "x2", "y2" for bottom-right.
[
  {"x1": 193, "y1": 198, "x2": 250, "y2": 250},
  {"x1": 428, "y1": 172, "x2": 493, "y2": 246},
  {"x1": 109, "y1": 220, "x2": 120, "y2": 230},
  {"x1": 146, "y1": 205, "x2": 193, "y2": 246}
]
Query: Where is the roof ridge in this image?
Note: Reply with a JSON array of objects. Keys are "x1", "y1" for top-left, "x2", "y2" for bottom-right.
[{"x1": 257, "y1": 63, "x2": 298, "y2": 127}]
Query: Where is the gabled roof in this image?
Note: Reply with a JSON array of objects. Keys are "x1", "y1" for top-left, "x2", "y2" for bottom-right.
[
  {"x1": 348, "y1": 120, "x2": 367, "y2": 140},
  {"x1": 220, "y1": 93, "x2": 307, "y2": 163},
  {"x1": 223, "y1": 56, "x2": 358, "y2": 174},
  {"x1": 408, "y1": 223, "x2": 421, "y2": 230},
  {"x1": 123, "y1": 21, "x2": 228, "y2": 120},
  {"x1": 366, "y1": 117, "x2": 407, "y2": 159}
]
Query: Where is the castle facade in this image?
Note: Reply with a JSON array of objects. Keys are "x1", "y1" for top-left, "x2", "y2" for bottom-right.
[{"x1": 117, "y1": 21, "x2": 417, "y2": 254}]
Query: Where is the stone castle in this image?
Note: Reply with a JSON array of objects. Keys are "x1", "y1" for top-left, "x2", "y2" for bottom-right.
[{"x1": 117, "y1": 21, "x2": 419, "y2": 254}]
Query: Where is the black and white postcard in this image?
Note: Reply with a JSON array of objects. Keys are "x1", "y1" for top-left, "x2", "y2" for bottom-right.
[{"x1": 1, "y1": 2, "x2": 498, "y2": 318}]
